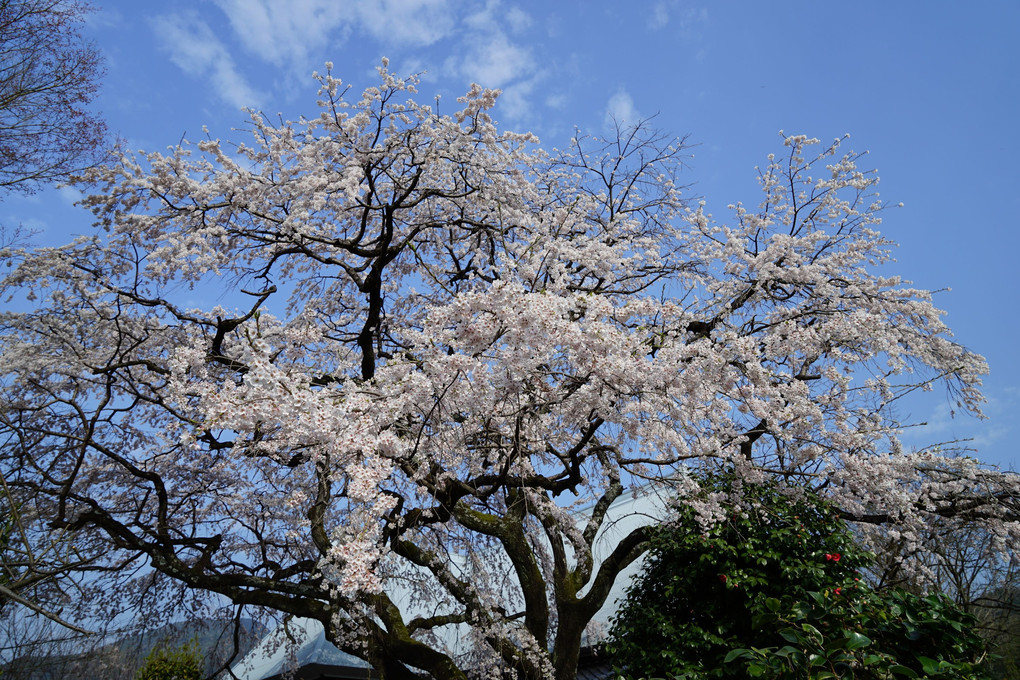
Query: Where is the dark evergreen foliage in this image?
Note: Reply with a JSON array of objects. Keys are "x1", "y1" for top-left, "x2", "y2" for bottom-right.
[{"x1": 607, "y1": 476, "x2": 989, "y2": 679}]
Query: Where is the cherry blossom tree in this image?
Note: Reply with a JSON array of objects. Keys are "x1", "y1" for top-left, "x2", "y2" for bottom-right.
[
  {"x1": 0, "y1": 65, "x2": 1016, "y2": 679},
  {"x1": 0, "y1": 0, "x2": 107, "y2": 629},
  {"x1": 0, "y1": 0, "x2": 107, "y2": 194}
]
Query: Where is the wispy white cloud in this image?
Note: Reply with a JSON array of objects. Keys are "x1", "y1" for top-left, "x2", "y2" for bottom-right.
[
  {"x1": 351, "y1": 0, "x2": 457, "y2": 47},
  {"x1": 441, "y1": 2, "x2": 543, "y2": 123},
  {"x1": 496, "y1": 76, "x2": 538, "y2": 121},
  {"x1": 211, "y1": 0, "x2": 454, "y2": 72},
  {"x1": 649, "y1": 2, "x2": 671, "y2": 30},
  {"x1": 605, "y1": 89, "x2": 641, "y2": 129},
  {"x1": 460, "y1": 31, "x2": 534, "y2": 89},
  {"x1": 900, "y1": 384, "x2": 1017, "y2": 468},
  {"x1": 545, "y1": 92, "x2": 567, "y2": 110},
  {"x1": 455, "y1": 2, "x2": 536, "y2": 88},
  {"x1": 504, "y1": 6, "x2": 532, "y2": 33},
  {"x1": 154, "y1": 1, "x2": 545, "y2": 122},
  {"x1": 150, "y1": 12, "x2": 264, "y2": 110},
  {"x1": 1, "y1": 213, "x2": 47, "y2": 235},
  {"x1": 647, "y1": 1, "x2": 709, "y2": 34},
  {"x1": 58, "y1": 186, "x2": 83, "y2": 207},
  {"x1": 210, "y1": 0, "x2": 336, "y2": 68},
  {"x1": 965, "y1": 386, "x2": 1018, "y2": 464},
  {"x1": 154, "y1": 0, "x2": 458, "y2": 108}
]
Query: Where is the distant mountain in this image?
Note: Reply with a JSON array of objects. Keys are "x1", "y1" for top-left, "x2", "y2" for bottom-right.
[{"x1": 2, "y1": 617, "x2": 269, "y2": 680}]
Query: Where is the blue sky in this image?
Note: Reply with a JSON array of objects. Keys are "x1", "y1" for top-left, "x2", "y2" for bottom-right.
[{"x1": 5, "y1": 0, "x2": 1017, "y2": 469}]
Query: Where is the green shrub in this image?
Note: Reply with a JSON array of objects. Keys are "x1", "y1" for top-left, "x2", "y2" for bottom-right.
[
  {"x1": 607, "y1": 476, "x2": 988, "y2": 679},
  {"x1": 134, "y1": 639, "x2": 203, "y2": 680}
]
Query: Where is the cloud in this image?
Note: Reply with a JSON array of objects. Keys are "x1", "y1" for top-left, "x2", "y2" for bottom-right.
[
  {"x1": 211, "y1": 0, "x2": 454, "y2": 72},
  {"x1": 605, "y1": 89, "x2": 641, "y2": 129},
  {"x1": 504, "y1": 6, "x2": 532, "y2": 33},
  {"x1": 153, "y1": 0, "x2": 458, "y2": 108},
  {"x1": 58, "y1": 186, "x2": 83, "y2": 206},
  {"x1": 454, "y1": 2, "x2": 535, "y2": 88},
  {"x1": 211, "y1": 0, "x2": 352, "y2": 75},
  {"x1": 495, "y1": 76, "x2": 538, "y2": 121},
  {"x1": 153, "y1": 0, "x2": 547, "y2": 123},
  {"x1": 649, "y1": 2, "x2": 671, "y2": 29},
  {"x1": 438, "y1": 2, "x2": 543, "y2": 123},
  {"x1": 211, "y1": 0, "x2": 347, "y2": 70},
  {"x1": 1, "y1": 213, "x2": 47, "y2": 236},
  {"x1": 460, "y1": 31, "x2": 534, "y2": 89},
  {"x1": 150, "y1": 12, "x2": 264, "y2": 110},
  {"x1": 899, "y1": 386, "x2": 1017, "y2": 467},
  {"x1": 965, "y1": 386, "x2": 1019, "y2": 463},
  {"x1": 545, "y1": 92, "x2": 567, "y2": 110},
  {"x1": 647, "y1": 2, "x2": 709, "y2": 34},
  {"x1": 352, "y1": 0, "x2": 457, "y2": 47}
]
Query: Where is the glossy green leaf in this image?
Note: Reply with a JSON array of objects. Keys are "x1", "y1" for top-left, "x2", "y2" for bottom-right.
[
  {"x1": 723, "y1": 648, "x2": 751, "y2": 663},
  {"x1": 917, "y1": 655, "x2": 942, "y2": 675},
  {"x1": 845, "y1": 631, "x2": 872, "y2": 650},
  {"x1": 780, "y1": 629, "x2": 803, "y2": 644},
  {"x1": 801, "y1": 623, "x2": 822, "y2": 638}
]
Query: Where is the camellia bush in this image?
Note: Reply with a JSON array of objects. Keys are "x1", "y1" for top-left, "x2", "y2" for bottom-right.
[
  {"x1": 608, "y1": 476, "x2": 990, "y2": 679},
  {"x1": 1, "y1": 64, "x2": 1017, "y2": 679}
]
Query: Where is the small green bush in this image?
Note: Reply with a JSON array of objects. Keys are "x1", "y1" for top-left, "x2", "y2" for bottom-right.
[{"x1": 134, "y1": 639, "x2": 203, "y2": 680}]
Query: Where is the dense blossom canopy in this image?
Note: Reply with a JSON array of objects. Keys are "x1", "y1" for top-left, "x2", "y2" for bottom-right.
[{"x1": 0, "y1": 66, "x2": 1016, "y2": 679}]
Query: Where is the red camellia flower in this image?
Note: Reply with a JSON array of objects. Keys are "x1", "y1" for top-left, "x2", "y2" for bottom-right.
[
  {"x1": 719, "y1": 574, "x2": 727, "y2": 583},
  {"x1": 825, "y1": 553, "x2": 842, "y2": 562},
  {"x1": 834, "y1": 587, "x2": 842, "y2": 596}
]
